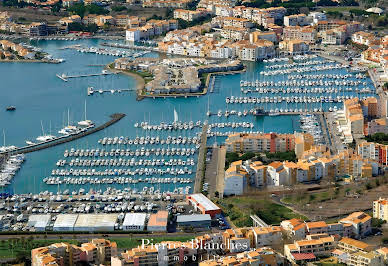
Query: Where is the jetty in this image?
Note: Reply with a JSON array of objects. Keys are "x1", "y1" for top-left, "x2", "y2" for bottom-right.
[
  {"x1": 2, "y1": 113, "x2": 125, "y2": 156},
  {"x1": 56, "y1": 70, "x2": 115, "y2": 82},
  {"x1": 87, "y1": 87, "x2": 136, "y2": 96},
  {"x1": 194, "y1": 123, "x2": 208, "y2": 193}
]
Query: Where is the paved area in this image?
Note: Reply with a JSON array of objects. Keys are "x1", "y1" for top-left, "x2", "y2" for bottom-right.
[
  {"x1": 194, "y1": 124, "x2": 208, "y2": 193},
  {"x1": 216, "y1": 146, "x2": 226, "y2": 199},
  {"x1": 204, "y1": 147, "x2": 219, "y2": 198},
  {"x1": 325, "y1": 112, "x2": 346, "y2": 154}
]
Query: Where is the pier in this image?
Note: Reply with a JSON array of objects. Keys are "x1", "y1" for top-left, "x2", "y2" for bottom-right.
[
  {"x1": 87, "y1": 87, "x2": 136, "y2": 96},
  {"x1": 194, "y1": 123, "x2": 208, "y2": 193},
  {"x1": 3, "y1": 114, "x2": 125, "y2": 156},
  {"x1": 56, "y1": 71, "x2": 115, "y2": 82}
]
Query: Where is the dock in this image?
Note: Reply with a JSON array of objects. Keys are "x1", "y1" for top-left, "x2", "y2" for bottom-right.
[
  {"x1": 56, "y1": 71, "x2": 115, "y2": 82},
  {"x1": 87, "y1": 87, "x2": 136, "y2": 96},
  {"x1": 2, "y1": 113, "x2": 125, "y2": 156},
  {"x1": 194, "y1": 123, "x2": 208, "y2": 193}
]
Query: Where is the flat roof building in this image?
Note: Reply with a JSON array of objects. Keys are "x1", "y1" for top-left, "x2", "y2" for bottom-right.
[
  {"x1": 177, "y1": 214, "x2": 211, "y2": 228},
  {"x1": 147, "y1": 211, "x2": 168, "y2": 232},
  {"x1": 187, "y1": 193, "x2": 221, "y2": 217},
  {"x1": 53, "y1": 214, "x2": 78, "y2": 231},
  {"x1": 74, "y1": 214, "x2": 118, "y2": 232},
  {"x1": 28, "y1": 214, "x2": 51, "y2": 232},
  {"x1": 122, "y1": 213, "x2": 147, "y2": 231}
]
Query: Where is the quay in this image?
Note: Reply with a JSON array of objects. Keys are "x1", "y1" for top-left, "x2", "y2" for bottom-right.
[
  {"x1": 87, "y1": 87, "x2": 136, "y2": 96},
  {"x1": 2, "y1": 113, "x2": 126, "y2": 156},
  {"x1": 56, "y1": 71, "x2": 115, "y2": 82},
  {"x1": 101, "y1": 42, "x2": 158, "y2": 52},
  {"x1": 194, "y1": 123, "x2": 208, "y2": 193}
]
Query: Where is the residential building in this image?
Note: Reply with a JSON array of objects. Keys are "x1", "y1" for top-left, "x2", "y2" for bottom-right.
[
  {"x1": 225, "y1": 132, "x2": 298, "y2": 153},
  {"x1": 339, "y1": 212, "x2": 372, "y2": 239},
  {"x1": 337, "y1": 237, "x2": 372, "y2": 253},
  {"x1": 284, "y1": 14, "x2": 309, "y2": 27},
  {"x1": 284, "y1": 235, "x2": 336, "y2": 263},
  {"x1": 373, "y1": 198, "x2": 388, "y2": 222},
  {"x1": 358, "y1": 141, "x2": 388, "y2": 166},
  {"x1": 367, "y1": 118, "x2": 388, "y2": 135},
  {"x1": 352, "y1": 31, "x2": 376, "y2": 46},
  {"x1": 348, "y1": 251, "x2": 385, "y2": 266},
  {"x1": 174, "y1": 9, "x2": 205, "y2": 21},
  {"x1": 281, "y1": 218, "x2": 306, "y2": 240},
  {"x1": 283, "y1": 26, "x2": 316, "y2": 44},
  {"x1": 279, "y1": 39, "x2": 309, "y2": 54},
  {"x1": 224, "y1": 161, "x2": 248, "y2": 195},
  {"x1": 251, "y1": 226, "x2": 282, "y2": 248}
]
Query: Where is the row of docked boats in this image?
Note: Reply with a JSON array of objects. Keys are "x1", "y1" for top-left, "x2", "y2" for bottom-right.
[
  {"x1": 97, "y1": 135, "x2": 200, "y2": 145},
  {"x1": 240, "y1": 79, "x2": 367, "y2": 88},
  {"x1": 240, "y1": 87, "x2": 372, "y2": 94},
  {"x1": 225, "y1": 95, "x2": 367, "y2": 104},
  {"x1": 0, "y1": 154, "x2": 25, "y2": 187},
  {"x1": 44, "y1": 176, "x2": 193, "y2": 185},
  {"x1": 50, "y1": 166, "x2": 194, "y2": 177},
  {"x1": 134, "y1": 120, "x2": 203, "y2": 131},
  {"x1": 56, "y1": 158, "x2": 196, "y2": 167},
  {"x1": 63, "y1": 147, "x2": 198, "y2": 158},
  {"x1": 299, "y1": 113, "x2": 325, "y2": 144},
  {"x1": 260, "y1": 63, "x2": 347, "y2": 76},
  {"x1": 264, "y1": 59, "x2": 335, "y2": 70},
  {"x1": 287, "y1": 73, "x2": 367, "y2": 80}
]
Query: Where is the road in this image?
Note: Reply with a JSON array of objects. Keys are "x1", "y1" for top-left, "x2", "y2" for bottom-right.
[{"x1": 194, "y1": 124, "x2": 208, "y2": 193}]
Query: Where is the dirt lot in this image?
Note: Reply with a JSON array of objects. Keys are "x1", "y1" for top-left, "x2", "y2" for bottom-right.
[
  {"x1": 281, "y1": 176, "x2": 388, "y2": 221},
  {"x1": 0, "y1": 7, "x2": 65, "y2": 24}
]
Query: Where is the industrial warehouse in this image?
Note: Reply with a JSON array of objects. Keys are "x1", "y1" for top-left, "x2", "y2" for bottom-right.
[{"x1": 14, "y1": 194, "x2": 224, "y2": 232}]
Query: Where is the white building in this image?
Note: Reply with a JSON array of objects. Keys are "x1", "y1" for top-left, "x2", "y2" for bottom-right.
[
  {"x1": 73, "y1": 214, "x2": 118, "y2": 232},
  {"x1": 308, "y1": 12, "x2": 326, "y2": 25},
  {"x1": 53, "y1": 214, "x2": 78, "y2": 231},
  {"x1": 126, "y1": 29, "x2": 140, "y2": 42},
  {"x1": 28, "y1": 214, "x2": 51, "y2": 232},
  {"x1": 122, "y1": 213, "x2": 147, "y2": 231}
]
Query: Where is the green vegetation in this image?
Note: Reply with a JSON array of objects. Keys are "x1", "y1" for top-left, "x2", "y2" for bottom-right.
[
  {"x1": 68, "y1": 3, "x2": 109, "y2": 18},
  {"x1": 177, "y1": 14, "x2": 213, "y2": 29},
  {"x1": 0, "y1": 238, "x2": 80, "y2": 259},
  {"x1": 225, "y1": 152, "x2": 256, "y2": 169},
  {"x1": 317, "y1": 0, "x2": 338, "y2": 6},
  {"x1": 371, "y1": 218, "x2": 386, "y2": 228},
  {"x1": 68, "y1": 22, "x2": 98, "y2": 33},
  {"x1": 216, "y1": 196, "x2": 307, "y2": 226},
  {"x1": 365, "y1": 133, "x2": 388, "y2": 145},
  {"x1": 225, "y1": 151, "x2": 297, "y2": 169},
  {"x1": 244, "y1": 0, "x2": 314, "y2": 9},
  {"x1": 111, "y1": 5, "x2": 127, "y2": 12},
  {"x1": 265, "y1": 151, "x2": 297, "y2": 162}
]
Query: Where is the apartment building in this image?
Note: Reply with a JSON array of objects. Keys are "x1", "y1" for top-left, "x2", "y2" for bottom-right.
[
  {"x1": 250, "y1": 30, "x2": 277, "y2": 43},
  {"x1": 348, "y1": 251, "x2": 385, "y2": 266},
  {"x1": 344, "y1": 98, "x2": 364, "y2": 138},
  {"x1": 284, "y1": 14, "x2": 309, "y2": 27},
  {"x1": 367, "y1": 118, "x2": 388, "y2": 135},
  {"x1": 174, "y1": 9, "x2": 205, "y2": 21},
  {"x1": 373, "y1": 198, "x2": 388, "y2": 222},
  {"x1": 224, "y1": 161, "x2": 248, "y2": 196},
  {"x1": 251, "y1": 226, "x2": 282, "y2": 248},
  {"x1": 225, "y1": 132, "x2": 297, "y2": 153},
  {"x1": 284, "y1": 235, "x2": 336, "y2": 263},
  {"x1": 32, "y1": 239, "x2": 117, "y2": 266},
  {"x1": 352, "y1": 31, "x2": 376, "y2": 46},
  {"x1": 321, "y1": 27, "x2": 347, "y2": 45},
  {"x1": 281, "y1": 218, "x2": 306, "y2": 240},
  {"x1": 283, "y1": 26, "x2": 316, "y2": 44},
  {"x1": 279, "y1": 39, "x2": 309, "y2": 54},
  {"x1": 222, "y1": 228, "x2": 251, "y2": 253},
  {"x1": 200, "y1": 247, "x2": 283, "y2": 265},
  {"x1": 358, "y1": 141, "x2": 388, "y2": 166},
  {"x1": 339, "y1": 212, "x2": 372, "y2": 239}
]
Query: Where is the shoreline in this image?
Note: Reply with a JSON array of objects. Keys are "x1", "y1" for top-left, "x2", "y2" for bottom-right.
[{"x1": 0, "y1": 59, "x2": 60, "y2": 64}]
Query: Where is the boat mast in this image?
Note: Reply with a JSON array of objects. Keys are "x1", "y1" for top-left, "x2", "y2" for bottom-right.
[
  {"x1": 41, "y1": 120, "x2": 45, "y2": 136},
  {"x1": 2, "y1": 129, "x2": 5, "y2": 146},
  {"x1": 84, "y1": 100, "x2": 87, "y2": 121}
]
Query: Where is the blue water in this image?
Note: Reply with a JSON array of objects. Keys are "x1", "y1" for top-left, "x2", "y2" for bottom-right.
[{"x1": 0, "y1": 39, "x2": 370, "y2": 194}]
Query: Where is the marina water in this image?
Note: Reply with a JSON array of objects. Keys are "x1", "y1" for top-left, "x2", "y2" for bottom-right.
[{"x1": 0, "y1": 39, "x2": 373, "y2": 194}]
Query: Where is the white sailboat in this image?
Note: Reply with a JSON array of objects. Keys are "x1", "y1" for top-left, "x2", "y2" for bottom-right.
[
  {"x1": 78, "y1": 100, "x2": 94, "y2": 127},
  {"x1": 36, "y1": 121, "x2": 56, "y2": 142},
  {"x1": 59, "y1": 109, "x2": 79, "y2": 135},
  {"x1": 0, "y1": 130, "x2": 17, "y2": 152},
  {"x1": 173, "y1": 108, "x2": 178, "y2": 123}
]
